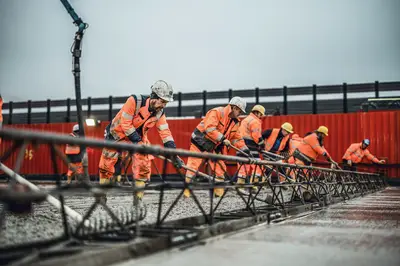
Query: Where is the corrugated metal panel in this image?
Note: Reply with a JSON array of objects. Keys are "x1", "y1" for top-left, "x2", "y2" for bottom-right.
[{"x1": 0, "y1": 112, "x2": 399, "y2": 178}]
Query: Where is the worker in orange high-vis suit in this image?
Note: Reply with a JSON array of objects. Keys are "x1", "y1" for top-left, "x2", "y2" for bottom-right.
[
  {"x1": 99, "y1": 80, "x2": 183, "y2": 200},
  {"x1": 288, "y1": 133, "x2": 303, "y2": 156},
  {"x1": 342, "y1": 139, "x2": 385, "y2": 171},
  {"x1": 287, "y1": 126, "x2": 339, "y2": 181},
  {"x1": 65, "y1": 124, "x2": 84, "y2": 184},
  {"x1": 0, "y1": 94, "x2": 3, "y2": 145},
  {"x1": 184, "y1": 96, "x2": 250, "y2": 198},
  {"x1": 261, "y1": 122, "x2": 294, "y2": 159},
  {"x1": 236, "y1": 105, "x2": 266, "y2": 187}
]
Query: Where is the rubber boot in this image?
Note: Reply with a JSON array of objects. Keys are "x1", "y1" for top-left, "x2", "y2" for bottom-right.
[
  {"x1": 66, "y1": 175, "x2": 72, "y2": 185},
  {"x1": 213, "y1": 176, "x2": 225, "y2": 197},
  {"x1": 251, "y1": 176, "x2": 260, "y2": 193},
  {"x1": 134, "y1": 180, "x2": 146, "y2": 200},
  {"x1": 260, "y1": 176, "x2": 267, "y2": 190},
  {"x1": 183, "y1": 177, "x2": 192, "y2": 198},
  {"x1": 98, "y1": 177, "x2": 110, "y2": 204},
  {"x1": 236, "y1": 176, "x2": 247, "y2": 194}
]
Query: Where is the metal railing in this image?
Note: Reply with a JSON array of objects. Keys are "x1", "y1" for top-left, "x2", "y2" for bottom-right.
[
  {"x1": 2, "y1": 81, "x2": 400, "y2": 124},
  {"x1": 0, "y1": 128, "x2": 387, "y2": 266}
]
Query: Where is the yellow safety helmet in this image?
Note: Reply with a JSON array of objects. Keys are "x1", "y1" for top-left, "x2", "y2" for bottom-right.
[
  {"x1": 251, "y1": 105, "x2": 265, "y2": 116},
  {"x1": 317, "y1": 126, "x2": 329, "y2": 136},
  {"x1": 281, "y1": 122, "x2": 294, "y2": 133}
]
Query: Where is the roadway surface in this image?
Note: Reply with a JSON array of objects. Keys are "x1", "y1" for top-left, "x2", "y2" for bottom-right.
[{"x1": 114, "y1": 187, "x2": 400, "y2": 266}]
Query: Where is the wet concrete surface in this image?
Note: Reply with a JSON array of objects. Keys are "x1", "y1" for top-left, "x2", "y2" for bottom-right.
[{"x1": 114, "y1": 187, "x2": 400, "y2": 266}]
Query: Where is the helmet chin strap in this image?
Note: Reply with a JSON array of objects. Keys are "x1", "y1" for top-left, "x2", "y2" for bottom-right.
[{"x1": 148, "y1": 100, "x2": 156, "y2": 113}]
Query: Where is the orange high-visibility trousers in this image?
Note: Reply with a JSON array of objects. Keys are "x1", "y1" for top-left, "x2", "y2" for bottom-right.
[
  {"x1": 99, "y1": 149, "x2": 153, "y2": 182},
  {"x1": 98, "y1": 147, "x2": 120, "y2": 181},
  {"x1": 185, "y1": 143, "x2": 227, "y2": 180},
  {"x1": 286, "y1": 156, "x2": 308, "y2": 182},
  {"x1": 184, "y1": 143, "x2": 226, "y2": 197},
  {"x1": 237, "y1": 160, "x2": 263, "y2": 183},
  {"x1": 67, "y1": 162, "x2": 83, "y2": 184}
]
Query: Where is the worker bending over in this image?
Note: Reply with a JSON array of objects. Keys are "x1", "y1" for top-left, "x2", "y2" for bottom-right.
[
  {"x1": 261, "y1": 122, "x2": 294, "y2": 159},
  {"x1": 288, "y1": 133, "x2": 303, "y2": 156},
  {"x1": 287, "y1": 126, "x2": 339, "y2": 180},
  {"x1": 65, "y1": 124, "x2": 84, "y2": 184},
  {"x1": 342, "y1": 139, "x2": 385, "y2": 171},
  {"x1": 236, "y1": 105, "x2": 266, "y2": 187},
  {"x1": 99, "y1": 80, "x2": 183, "y2": 201},
  {"x1": 184, "y1": 96, "x2": 250, "y2": 198}
]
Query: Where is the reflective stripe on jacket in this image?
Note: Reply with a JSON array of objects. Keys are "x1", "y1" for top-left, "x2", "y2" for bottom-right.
[
  {"x1": 191, "y1": 105, "x2": 245, "y2": 152},
  {"x1": 238, "y1": 113, "x2": 262, "y2": 150},
  {"x1": 264, "y1": 128, "x2": 290, "y2": 153},
  {"x1": 342, "y1": 143, "x2": 379, "y2": 163},
  {"x1": 296, "y1": 132, "x2": 327, "y2": 161},
  {"x1": 65, "y1": 133, "x2": 80, "y2": 155},
  {"x1": 289, "y1": 134, "x2": 303, "y2": 155},
  {"x1": 65, "y1": 133, "x2": 83, "y2": 163},
  {"x1": 109, "y1": 95, "x2": 174, "y2": 146}
]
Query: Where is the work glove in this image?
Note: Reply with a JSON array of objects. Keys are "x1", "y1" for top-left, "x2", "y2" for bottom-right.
[
  {"x1": 378, "y1": 159, "x2": 386, "y2": 164},
  {"x1": 173, "y1": 156, "x2": 185, "y2": 168},
  {"x1": 222, "y1": 139, "x2": 231, "y2": 147},
  {"x1": 127, "y1": 130, "x2": 142, "y2": 144}
]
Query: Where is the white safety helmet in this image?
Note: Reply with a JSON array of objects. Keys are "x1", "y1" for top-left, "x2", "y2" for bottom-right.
[
  {"x1": 151, "y1": 80, "x2": 174, "y2": 102},
  {"x1": 72, "y1": 124, "x2": 79, "y2": 132},
  {"x1": 229, "y1": 96, "x2": 246, "y2": 113}
]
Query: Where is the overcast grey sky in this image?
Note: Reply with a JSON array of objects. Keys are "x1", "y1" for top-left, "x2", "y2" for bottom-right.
[{"x1": 0, "y1": 0, "x2": 399, "y2": 102}]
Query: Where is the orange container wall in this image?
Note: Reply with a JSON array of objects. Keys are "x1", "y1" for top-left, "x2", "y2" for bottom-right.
[
  {"x1": 261, "y1": 111, "x2": 400, "y2": 177},
  {"x1": 0, "y1": 111, "x2": 399, "y2": 178}
]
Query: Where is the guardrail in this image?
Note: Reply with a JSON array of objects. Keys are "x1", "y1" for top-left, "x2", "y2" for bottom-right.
[{"x1": 2, "y1": 81, "x2": 400, "y2": 124}]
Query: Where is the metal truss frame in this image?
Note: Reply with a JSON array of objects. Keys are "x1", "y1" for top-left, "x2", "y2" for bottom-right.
[{"x1": 0, "y1": 128, "x2": 386, "y2": 266}]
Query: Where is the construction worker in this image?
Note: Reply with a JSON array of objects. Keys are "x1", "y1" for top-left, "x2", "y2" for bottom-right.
[
  {"x1": 236, "y1": 105, "x2": 266, "y2": 187},
  {"x1": 99, "y1": 80, "x2": 183, "y2": 201},
  {"x1": 184, "y1": 96, "x2": 250, "y2": 198},
  {"x1": 65, "y1": 124, "x2": 84, "y2": 184},
  {"x1": 0, "y1": 94, "x2": 3, "y2": 145},
  {"x1": 287, "y1": 126, "x2": 339, "y2": 174},
  {"x1": 342, "y1": 139, "x2": 385, "y2": 171},
  {"x1": 261, "y1": 122, "x2": 294, "y2": 159},
  {"x1": 288, "y1": 133, "x2": 303, "y2": 156}
]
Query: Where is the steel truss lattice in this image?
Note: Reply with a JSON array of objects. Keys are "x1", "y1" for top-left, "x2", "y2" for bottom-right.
[{"x1": 0, "y1": 128, "x2": 386, "y2": 266}]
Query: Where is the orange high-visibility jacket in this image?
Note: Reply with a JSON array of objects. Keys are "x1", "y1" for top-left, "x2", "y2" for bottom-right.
[
  {"x1": 296, "y1": 132, "x2": 328, "y2": 161},
  {"x1": 192, "y1": 105, "x2": 245, "y2": 151},
  {"x1": 109, "y1": 95, "x2": 175, "y2": 147},
  {"x1": 238, "y1": 112, "x2": 262, "y2": 150},
  {"x1": 342, "y1": 143, "x2": 379, "y2": 164},
  {"x1": 289, "y1": 134, "x2": 303, "y2": 155},
  {"x1": 264, "y1": 128, "x2": 290, "y2": 153},
  {"x1": 65, "y1": 133, "x2": 83, "y2": 163}
]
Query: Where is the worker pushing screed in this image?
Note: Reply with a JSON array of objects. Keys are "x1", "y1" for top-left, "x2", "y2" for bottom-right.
[
  {"x1": 184, "y1": 96, "x2": 250, "y2": 198},
  {"x1": 285, "y1": 126, "x2": 339, "y2": 182},
  {"x1": 261, "y1": 122, "x2": 294, "y2": 160},
  {"x1": 236, "y1": 105, "x2": 266, "y2": 191},
  {"x1": 342, "y1": 139, "x2": 385, "y2": 171},
  {"x1": 98, "y1": 80, "x2": 184, "y2": 203},
  {"x1": 260, "y1": 122, "x2": 294, "y2": 183},
  {"x1": 65, "y1": 124, "x2": 85, "y2": 184}
]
